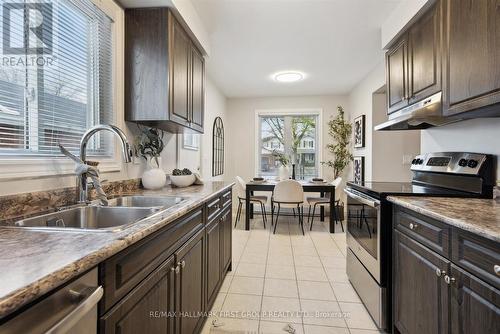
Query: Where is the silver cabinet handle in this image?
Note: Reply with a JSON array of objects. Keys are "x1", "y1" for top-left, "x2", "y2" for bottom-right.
[
  {"x1": 435, "y1": 268, "x2": 446, "y2": 277},
  {"x1": 181, "y1": 260, "x2": 186, "y2": 269},
  {"x1": 409, "y1": 223, "x2": 418, "y2": 230},
  {"x1": 46, "y1": 286, "x2": 103, "y2": 334},
  {"x1": 174, "y1": 265, "x2": 180, "y2": 274},
  {"x1": 494, "y1": 265, "x2": 500, "y2": 276},
  {"x1": 444, "y1": 275, "x2": 455, "y2": 285}
]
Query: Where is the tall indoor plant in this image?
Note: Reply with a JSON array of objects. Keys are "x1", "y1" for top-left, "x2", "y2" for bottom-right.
[
  {"x1": 321, "y1": 105, "x2": 353, "y2": 179},
  {"x1": 135, "y1": 126, "x2": 166, "y2": 189}
]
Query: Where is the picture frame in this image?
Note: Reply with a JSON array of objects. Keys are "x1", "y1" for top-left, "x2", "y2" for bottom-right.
[
  {"x1": 183, "y1": 133, "x2": 200, "y2": 151},
  {"x1": 353, "y1": 156, "x2": 365, "y2": 184},
  {"x1": 354, "y1": 115, "x2": 365, "y2": 148}
]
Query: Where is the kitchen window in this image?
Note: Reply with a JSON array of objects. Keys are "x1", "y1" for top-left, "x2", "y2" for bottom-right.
[
  {"x1": 0, "y1": 0, "x2": 114, "y2": 157},
  {"x1": 257, "y1": 111, "x2": 320, "y2": 179}
]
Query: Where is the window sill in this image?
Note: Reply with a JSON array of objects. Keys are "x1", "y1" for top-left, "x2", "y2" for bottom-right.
[{"x1": 0, "y1": 157, "x2": 121, "y2": 180}]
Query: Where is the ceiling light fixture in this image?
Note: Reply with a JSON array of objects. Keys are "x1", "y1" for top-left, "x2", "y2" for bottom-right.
[{"x1": 273, "y1": 71, "x2": 305, "y2": 83}]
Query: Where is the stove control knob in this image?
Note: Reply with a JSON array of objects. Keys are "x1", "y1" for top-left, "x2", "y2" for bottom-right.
[
  {"x1": 458, "y1": 159, "x2": 468, "y2": 167},
  {"x1": 467, "y1": 159, "x2": 478, "y2": 168},
  {"x1": 418, "y1": 159, "x2": 424, "y2": 165},
  {"x1": 412, "y1": 159, "x2": 417, "y2": 165}
]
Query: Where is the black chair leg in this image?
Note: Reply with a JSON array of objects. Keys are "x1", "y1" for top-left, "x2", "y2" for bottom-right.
[
  {"x1": 299, "y1": 205, "x2": 305, "y2": 235},
  {"x1": 259, "y1": 202, "x2": 266, "y2": 228},
  {"x1": 307, "y1": 205, "x2": 312, "y2": 225},
  {"x1": 273, "y1": 204, "x2": 280, "y2": 234},
  {"x1": 235, "y1": 201, "x2": 242, "y2": 227},
  {"x1": 310, "y1": 204, "x2": 317, "y2": 231},
  {"x1": 293, "y1": 208, "x2": 296, "y2": 217},
  {"x1": 271, "y1": 201, "x2": 274, "y2": 226}
]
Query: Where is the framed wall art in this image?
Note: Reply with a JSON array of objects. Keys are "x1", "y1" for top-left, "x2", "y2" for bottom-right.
[
  {"x1": 353, "y1": 156, "x2": 365, "y2": 184},
  {"x1": 354, "y1": 115, "x2": 365, "y2": 148}
]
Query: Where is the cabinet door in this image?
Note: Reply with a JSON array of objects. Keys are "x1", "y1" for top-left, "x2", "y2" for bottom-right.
[
  {"x1": 221, "y1": 209, "x2": 232, "y2": 272},
  {"x1": 206, "y1": 218, "x2": 221, "y2": 308},
  {"x1": 175, "y1": 227, "x2": 205, "y2": 334},
  {"x1": 169, "y1": 14, "x2": 191, "y2": 125},
  {"x1": 450, "y1": 264, "x2": 499, "y2": 334},
  {"x1": 190, "y1": 45, "x2": 205, "y2": 133},
  {"x1": 408, "y1": 2, "x2": 441, "y2": 103},
  {"x1": 386, "y1": 37, "x2": 409, "y2": 114},
  {"x1": 100, "y1": 256, "x2": 175, "y2": 334},
  {"x1": 444, "y1": 0, "x2": 500, "y2": 116},
  {"x1": 393, "y1": 230, "x2": 449, "y2": 334}
]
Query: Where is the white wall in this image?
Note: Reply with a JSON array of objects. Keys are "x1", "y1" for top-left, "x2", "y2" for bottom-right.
[
  {"x1": 225, "y1": 95, "x2": 349, "y2": 183},
  {"x1": 347, "y1": 61, "x2": 420, "y2": 182},
  {"x1": 421, "y1": 118, "x2": 500, "y2": 181}
]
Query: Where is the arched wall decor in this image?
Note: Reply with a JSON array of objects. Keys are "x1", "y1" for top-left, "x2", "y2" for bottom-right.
[{"x1": 212, "y1": 117, "x2": 224, "y2": 176}]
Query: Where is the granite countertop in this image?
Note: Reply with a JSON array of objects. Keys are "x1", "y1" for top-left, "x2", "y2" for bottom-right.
[
  {"x1": 387, "y1": 196, "x2": 500, "y2": 242},
  {"x1": 0, "y1": 181, "x2": 234, "y2": 319}
]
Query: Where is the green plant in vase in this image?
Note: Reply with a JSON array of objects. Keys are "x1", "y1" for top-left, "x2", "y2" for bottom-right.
[{"x1": 135, "y1": 126, "x2": 166, "y2": 190}]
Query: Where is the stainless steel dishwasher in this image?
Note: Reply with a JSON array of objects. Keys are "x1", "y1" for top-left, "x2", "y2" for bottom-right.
[{"x1": 0, "y1": 268, "x2": 102, "y2": 334}]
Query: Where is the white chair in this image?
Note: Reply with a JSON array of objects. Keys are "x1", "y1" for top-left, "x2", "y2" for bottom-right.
[
  {"x1": 234, "y1": 176, "x2": 269, "y2": 228},
  {"x1": 307, "y1": 177, "x2": 344, "y2": 231},
  {"x1": 272, "y1": 180, "x2": 305, "y2": 235}
]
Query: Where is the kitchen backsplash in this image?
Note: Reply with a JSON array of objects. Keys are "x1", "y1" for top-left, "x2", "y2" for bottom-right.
[{"x1": 0, "y1": 179, "x2": 141, "y2": 223}]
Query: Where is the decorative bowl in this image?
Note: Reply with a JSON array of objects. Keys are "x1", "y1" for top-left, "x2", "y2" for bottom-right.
[{"x1": 170, "y1": 174, "x2": 196, "y2": 188}]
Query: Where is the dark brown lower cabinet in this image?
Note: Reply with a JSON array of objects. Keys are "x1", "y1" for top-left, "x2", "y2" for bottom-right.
[
  {"x1": 450, "y1": 264, "x2": 499, "y2": 334},
  {"x1": 221, "y1": 208, "x2": 232, "y2": 272},
  {"x1": 393, "y1": 230, "x2": 449, "y2": 334},
  {"x1": 175, "y1": 227, "x2": 206, "y2": 334},
  {"x1": 100, "y1": 255, "x2": 176, "y2": 334},
  {"x1": 206, "y1": 217, "x2": 221, "y2": 309}
]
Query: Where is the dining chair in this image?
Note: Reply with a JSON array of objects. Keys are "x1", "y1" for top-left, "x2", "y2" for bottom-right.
[
  {"x1": 306, "y1": 177, "x2": 344, "y2": 231},
  {"x1": 272, "y1": 180, "x2": 305, "y2": 235},
  {"x1": 234, "y1": 176, "x2": 269, "y2": 228}
]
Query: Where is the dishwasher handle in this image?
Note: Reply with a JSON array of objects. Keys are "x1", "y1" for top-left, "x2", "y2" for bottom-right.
[
  {"x1": 46, "y1": 286, "x2": 103, "y2": 334},
  {"x1": 344, "y1": 188, "x2": 380, "y2": 208}
]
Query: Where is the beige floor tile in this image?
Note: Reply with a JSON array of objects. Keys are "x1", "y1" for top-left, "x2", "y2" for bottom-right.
[
  {"x1": 266, "y1": 264, "x2": 296, "y2": 280},
  {"x1": 267, "y1": 254, "x2": 294, "y2": 266},
  {"x1": 239, "y1": 251, "x2": 267, "y2": 264},
  {"x1": 320, "y1": 256, "x2": 346, "y2": 269},
  {"x1": 210, "y1": 293, "x2": 226, "y2": 312},
  {"x1": 301, "y1": 299, "x2": 346, "y2": 327},
  {"x1": 261, "y1": 296, "x2": 302, "y2": 324},
  {"x1": 348, "y1": 329, "x2": 382, "y2": 334},
  {"x1": 220, "y1": 293, "x2": 262, "y2": 319},
  {"x1": 234, "y1": 262, "x2": 266, "y2": 278},
  {"x1": 294, "y1": 255, "x2": 323, "y2": 267},
  {"x1": 260, "y1": 321, "x2": 304, "y2": 334},
  {"x1": 264, "y1": 278, "x2": 299, "y2": 298},
  {"x1": 303, "y1": 324, "x2": 350, "y2": 334},
  {"x1": 228, "y1": 276, "x2": 264, "y2": 295},
  {"x1": 205, "y1": 317, "x2": 259, "y2": 333},
  {"x1": 331, "y1": 283, "x2": 361, "y2": 303},
  {"x1": 292, "y1": 245, "x2": 318, "y2": 256},
  {"x1": 338, "y1": 302, "x2": 378, "y2": 330},
  {"x1": 219, "y1": 275, "x2": 233, "y2": 293},
  {"x1": 295, "y1": 266, "x2": 328, "y2": 282},
  {"x1": 298, "y1": 281, "x2": 336, "y2": 301},
  {"x1": 324, "y1": 268, "x2": 349, "y2": 283}
]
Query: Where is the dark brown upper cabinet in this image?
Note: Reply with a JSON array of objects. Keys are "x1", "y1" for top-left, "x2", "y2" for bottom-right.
[
  {"x1": 386, "y1": 2, "x2": 441, "y2": 115},
  {"x1": 125, "y1": 8, "x2": 205, "y2": 133},
  {"x1": 443, "y1": 0, "x2": 500, "y2": 117},
  {"x1": 386, "y1": 38, "x2": 409, "y2": 114}
]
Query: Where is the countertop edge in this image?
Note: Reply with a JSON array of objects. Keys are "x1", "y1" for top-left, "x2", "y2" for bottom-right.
[
  {"x1": 387, "y1": 195, "x2": 500, "y2": 243},
  {"x1": 0, "y1": 182, "x2": 234, "y2": 320}
]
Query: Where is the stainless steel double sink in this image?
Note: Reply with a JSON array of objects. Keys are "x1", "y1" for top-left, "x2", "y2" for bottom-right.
[{"x1": 10, "y1": 196, "x2": 185, "y2": 233}]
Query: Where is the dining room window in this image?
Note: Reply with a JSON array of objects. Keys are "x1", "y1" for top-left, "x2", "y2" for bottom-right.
[
  {"x1": 0, "y1": 0, "x2": 114, "y2": 157},
  {"x1": 258, "y1": 113, "x2": 319, "y2": 179}
]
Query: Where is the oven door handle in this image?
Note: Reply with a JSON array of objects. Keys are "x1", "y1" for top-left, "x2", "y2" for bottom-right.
[{"x1": 344, "y1": 188, "x2": 380, "y2": 208}]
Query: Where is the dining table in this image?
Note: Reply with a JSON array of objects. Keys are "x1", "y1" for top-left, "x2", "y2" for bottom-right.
[{"x1": 245, "y1": 179, "x2": 338, "y2": 233}]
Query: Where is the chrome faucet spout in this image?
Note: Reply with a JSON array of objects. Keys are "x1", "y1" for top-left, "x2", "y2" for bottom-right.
[{"x1": 78, "y1": 125, "x2": 132, "y2": 203}]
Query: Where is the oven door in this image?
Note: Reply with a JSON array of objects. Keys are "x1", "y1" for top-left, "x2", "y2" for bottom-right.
[{"x1": 344, "y1": 187, "x2": 381, "y2": 283}]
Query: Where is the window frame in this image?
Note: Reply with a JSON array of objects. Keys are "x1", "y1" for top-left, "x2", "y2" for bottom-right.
[
  {"x1": 0, "y1": 0, "x2": 123, "y2": 180},
  {"x1": 254, "y1": 108, "x2": 323, "y2": 179}
]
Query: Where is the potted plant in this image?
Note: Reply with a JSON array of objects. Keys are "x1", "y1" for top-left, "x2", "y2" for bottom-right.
[
  {"x1": 135, "y1": 127, "x2": 166, "y2": 190},
  {"x1": 170, "y1": 168, "x2": 196, "y2": 187},
  {"x1": 321, "y1": 105, "x2": 354, "y2": 220}
]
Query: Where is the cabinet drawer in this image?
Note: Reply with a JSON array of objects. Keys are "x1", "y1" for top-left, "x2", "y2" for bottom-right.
[
  {"x1": 100, "y1": 207, "x2": 203, "y2": 313},
  {"x1": 221, "y1": 190, "x2": 232, "y2": 209},
  {"x1": 207, "y1": 196, "x2": 222, "y2": 221},
  {"x1": 395, "y1": 207, "x2": 450, "y2": 257},
  {"x1": 451, "y1": 228, "x2": 500, "y2": 289}
]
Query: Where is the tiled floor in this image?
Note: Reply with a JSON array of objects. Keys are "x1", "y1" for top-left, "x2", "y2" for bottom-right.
[{"x1": 201, "y1": 211, "x2": 382, "y2": 334}]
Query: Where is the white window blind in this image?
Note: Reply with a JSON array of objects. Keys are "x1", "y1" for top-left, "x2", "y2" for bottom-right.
[{"x1": 0, "y1": 0, "x2": 114, "y2": 157}]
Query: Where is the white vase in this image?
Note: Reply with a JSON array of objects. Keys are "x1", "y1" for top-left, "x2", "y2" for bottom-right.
[
  {"x1": 278, "y1": 165, "x2": 290, "y2": 181},
  {"x1": 142, "y1": 157, "x2": 166, "y2": 190}
]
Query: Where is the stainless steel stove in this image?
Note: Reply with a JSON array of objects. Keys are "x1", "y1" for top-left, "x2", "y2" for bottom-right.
[{"x1": 344, "y1": 152, "x2": 495, "y2": 331}]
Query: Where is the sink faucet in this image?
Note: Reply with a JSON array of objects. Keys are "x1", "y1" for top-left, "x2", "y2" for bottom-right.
[{"x1": 78, "y1": 124, "x2": 132, "y2": 203}]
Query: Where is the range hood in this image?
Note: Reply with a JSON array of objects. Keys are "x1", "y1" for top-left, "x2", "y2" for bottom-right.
[{"x1": 374, "y1": 92, "x2": 457, "y2": 131}]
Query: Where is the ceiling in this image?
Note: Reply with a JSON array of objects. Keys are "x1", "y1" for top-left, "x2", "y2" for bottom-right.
[{"x1": 191, "y1": 0, "x2": 402, "y2": 98}]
